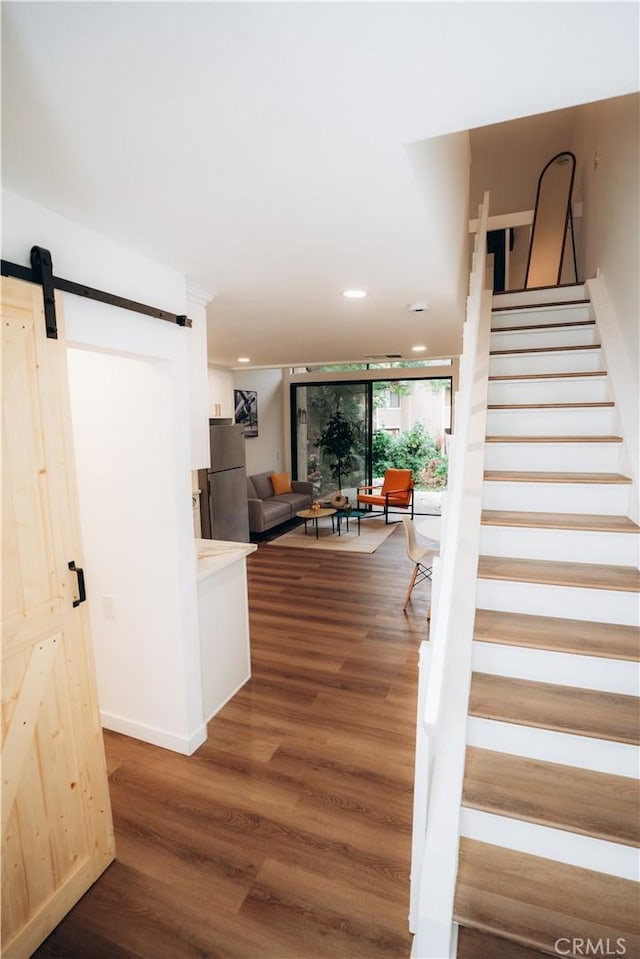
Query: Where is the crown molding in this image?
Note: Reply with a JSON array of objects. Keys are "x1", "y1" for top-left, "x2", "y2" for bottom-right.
[{"x1": 186, "y1": 282, "x2": 217, "y2": 307}]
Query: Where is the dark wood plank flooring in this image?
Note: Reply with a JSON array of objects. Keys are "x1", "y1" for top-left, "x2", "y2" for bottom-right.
[{"x1": 33, "y1": 526, "x2": 428, "y2": 958}]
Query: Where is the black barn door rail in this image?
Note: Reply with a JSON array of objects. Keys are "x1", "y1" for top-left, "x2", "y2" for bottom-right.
[{"x1": 1, "y1": 245, "x2": 192, "y2": 339}]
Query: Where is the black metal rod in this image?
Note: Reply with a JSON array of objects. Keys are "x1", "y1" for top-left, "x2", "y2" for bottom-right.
[{"x1": 1, "y1": 258, "x2": 192, "y2": 328}]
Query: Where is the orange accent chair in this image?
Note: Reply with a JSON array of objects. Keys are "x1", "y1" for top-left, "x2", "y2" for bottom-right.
[{"x1": 357, "y1": 468, "x2": 415, "y2": 524}]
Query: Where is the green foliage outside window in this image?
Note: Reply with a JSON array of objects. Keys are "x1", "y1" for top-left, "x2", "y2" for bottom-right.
[{"x1": 372, "y1": 420, "x2": 448, "y2": 489}]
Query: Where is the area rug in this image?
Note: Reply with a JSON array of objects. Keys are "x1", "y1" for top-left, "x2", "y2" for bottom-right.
[{"x1": 268, "y1": 516, "x2": 398, "y2": 554}]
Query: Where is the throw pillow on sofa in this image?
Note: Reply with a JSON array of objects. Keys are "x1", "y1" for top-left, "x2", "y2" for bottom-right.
[{"x1": 271, "y1": 471, "x2": 293, "y2": 495}]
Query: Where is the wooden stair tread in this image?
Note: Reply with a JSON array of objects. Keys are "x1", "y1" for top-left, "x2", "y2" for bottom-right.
[
  {"x1": 463, "y1": 747, "x2": 640, "y2": 846},
  {"x1": 485, "y1": 435, "x2": 622, "y2": 444},
  {"x1": 469, "y1": 673, "x2": 640, "y2": 744},
  {"x1": 488, "y1": 402, "x2": 614, "y2": 409},
  {"x1": 490, "y1": 344, "x2": 600, "y2": 356},
  {"x1": 484, "y1": 471, "x2": 631, "y2": 485},
  {"x1": 458, "y1": 927, "x2": 548, "y2": 959},
  {"x1": 481, "y1": 510, "x2": 639, "y2": 533},
  {"x1": 489, "y1": 370, "x2": 605, "y2": 381},
  {"x1": 478, "y1": 554, "x2": 640, "y2": 592},
  {"x1": 492, "y1": 296, "x2": 590, "y2": 311},
  {"x1": 491, "y1": 319, "x2": 594, "y2": 333},
  {"x1": 454, "y1": 839, "x2": 640, "y2": 956},
  {"x1": 474, "y1": 609, "x2": 640, "y2": 662}
]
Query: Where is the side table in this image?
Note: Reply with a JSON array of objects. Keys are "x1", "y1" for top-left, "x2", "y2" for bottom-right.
[{"x1": 335, "y1": 508, "x2": 364, "y2": 536}]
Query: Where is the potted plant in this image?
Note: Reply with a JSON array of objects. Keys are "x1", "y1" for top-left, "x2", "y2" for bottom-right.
[{"x1": 315, "y1": 405, "x2": 356, "y2": 496}]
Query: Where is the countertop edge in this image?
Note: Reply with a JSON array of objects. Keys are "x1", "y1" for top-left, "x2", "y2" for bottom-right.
[{"x1": 195, "y1": 538, "x2": 257, "y2": 579}]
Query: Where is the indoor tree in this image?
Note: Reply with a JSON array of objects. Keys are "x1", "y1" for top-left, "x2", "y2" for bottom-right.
[{"x1": 315, "y1": 404, "x2": 357, "y2": 492}]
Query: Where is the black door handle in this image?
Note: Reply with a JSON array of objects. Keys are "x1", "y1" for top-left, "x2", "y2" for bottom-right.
[{"x1": 68, "y1": 561, "x2": 87, "y2": 608}]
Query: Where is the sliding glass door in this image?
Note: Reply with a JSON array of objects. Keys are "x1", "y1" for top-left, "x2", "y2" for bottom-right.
[
  {"x1": 291, "y1": 382, "x2": 369, "y2": 500},
  {"x1": 291, "y1": 374, "x2": 452, "y2": 512}
]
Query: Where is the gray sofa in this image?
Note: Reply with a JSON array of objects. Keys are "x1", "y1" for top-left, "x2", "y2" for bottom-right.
[{"x1": 246, "y1": 471, "x2": 314, "y2": 534}]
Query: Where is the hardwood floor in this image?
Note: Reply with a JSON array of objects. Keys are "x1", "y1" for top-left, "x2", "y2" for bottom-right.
[{"x1": 33, "y1": 526, "x2": 427, "y2": 959}]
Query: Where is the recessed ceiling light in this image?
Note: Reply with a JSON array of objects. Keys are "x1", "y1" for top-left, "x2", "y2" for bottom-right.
[
  {"x1": 412, "y1": 345, "x2": 427, "y2": 352},
  {"x1": 342, "y1": 289, "x2": 367, "y2": 299},
  {"x1": 237, "y1": 357, "x2": 250, "y2": 363}
]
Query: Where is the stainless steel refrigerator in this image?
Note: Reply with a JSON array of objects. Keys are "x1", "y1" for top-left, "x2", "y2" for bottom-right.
[{"x1": 198, "y1": 420, "x2": 250, "y2": 542}]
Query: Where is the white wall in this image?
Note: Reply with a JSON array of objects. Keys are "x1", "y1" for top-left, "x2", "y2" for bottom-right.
[
  {"x1": 469, "y1": 106, "x2": 580, "y2": 217},
  {"x1": 2, "y1": 189, "x2": 206, "y2": 754},
  {"x1": 406, "y1": 131, "x2": 471, "y2": 317},
  {"x1": 571, "y1": 94, "x2": 639, "y2": 365},
  {"x1": 571, "y1": 94, "x2": 639, "y2": 489},
  {"x1": 232, "y1": 368, "x2": 286, "y2": 476}
]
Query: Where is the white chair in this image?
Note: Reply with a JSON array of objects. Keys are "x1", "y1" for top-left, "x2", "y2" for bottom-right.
[{"x1": 401, "y1": 516, "x2": 438, "y2": 616}]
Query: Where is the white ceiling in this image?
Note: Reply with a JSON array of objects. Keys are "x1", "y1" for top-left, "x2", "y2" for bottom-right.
[{"x1": 2, "y1": 2, "x2": 638, "y2": 369}]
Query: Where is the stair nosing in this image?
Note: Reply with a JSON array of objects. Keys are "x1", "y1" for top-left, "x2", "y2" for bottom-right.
[
  {"x1": 469, "y1": 673, "x2": 640, "y2": 745},
  {"x1": 490, "y1": 344, "x2": 601, "y2": 356},
  {"x1": 485, "y1": 435, "x2": 622, "y2": 444},
  {"x1": 492, "y1": 296, "x2": 590, "y2": 312},
  {"x1": 477, "y1": 554, "x2": 640, "y2": 592},
  {"x1": 454, "y1": 838, "x2": 640, "y2": 958},
  {"x1": 487, "y1": 402, "x2": 615, "y2": 409},
  {"x1": 483, "y1": 471, "x2": 631, "y2": 484},
  {"x1": 489, "y1": 370, "x2": 606, "y2": 381},
  {"x1": 491, "y1": 319, "x2": 595, "y2": 334},
  {"x1": 462, "y1": 747, "x2": 640, "y2": 848},
  {"x1": 473, "y1": 609, "x2": 640, "y2": 662},
  {"x1": 480, "y1": 510, "x2": 639, "y2": 534}
]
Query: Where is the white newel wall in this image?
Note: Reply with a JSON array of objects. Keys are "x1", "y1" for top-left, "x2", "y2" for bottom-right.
[
  {"x1": 2, "y1": 188, "x2": 207, "y2": 754},
  {"x1": 187, "y1": 283, "x2": 216, "y2": 471}
]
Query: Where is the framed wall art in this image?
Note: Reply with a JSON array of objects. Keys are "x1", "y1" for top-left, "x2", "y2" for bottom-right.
[{"x1": 234, "y1": 389, "x2": 258, "y2": 437}]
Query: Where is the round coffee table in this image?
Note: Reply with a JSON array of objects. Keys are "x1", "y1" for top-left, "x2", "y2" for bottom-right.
[{"x1": 296, "y1": 507, "x2": 336, "y2": 539}]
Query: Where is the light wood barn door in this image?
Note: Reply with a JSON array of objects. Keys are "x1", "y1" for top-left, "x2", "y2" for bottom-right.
[{"x1": 1, "y1": 277, "x2": 114, "y2": 956}]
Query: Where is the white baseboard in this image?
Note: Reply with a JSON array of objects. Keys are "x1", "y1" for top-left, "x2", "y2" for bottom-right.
[{"x1": 100, "y1": 710, "x2": 207, "y2": 756}]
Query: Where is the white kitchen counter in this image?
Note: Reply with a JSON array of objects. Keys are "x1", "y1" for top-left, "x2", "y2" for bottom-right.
[
  {"x1": 194, "y1": 537, "x2": 256, "y2": 723},
  {"x1": 196, "y1": 537, "x2": 257, "y2": 579}
]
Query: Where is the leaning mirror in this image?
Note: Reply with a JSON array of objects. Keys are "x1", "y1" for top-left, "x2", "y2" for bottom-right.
[{"x1": 525, "y1": 151, "x2": 577, "y2": 289}]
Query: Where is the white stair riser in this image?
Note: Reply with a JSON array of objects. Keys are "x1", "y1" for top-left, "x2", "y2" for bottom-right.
[
  {"x1": 482, "y1": 481, "x2": 631, "y2": 515},
  {"x1": 489, "y1": 349, "x2": 603, "y2": 376},
  {"x1": 488, "y1": 376, "x2": 611, "y2": 406},
  {"x1": 479, "y1": 525, "x2": 639, "y2": 567},
  {"x1": 490, "y1": 326, "x2": 598, "y2": 352},
  {"x1": 492, "y1": 286, "x2": 586, "y2": 311},
  {"x1": 472, "y1": 642, "x2": 639, "y2": 696},
  {"x1": 467, "y1": 717, "x2": 640, "y2": 779},
  {"x1": 492, "y1": 308, "x2": 590, "y2": 331},
  {"x1": 486, "y1": 406, "x2": 618, "y2": 436},
  {"x1": 475, "y1": 578, "x2": 640, "y2": 627},
  {"x1": 459, "y1": 809, "x2": 637, "y2": 880},
  {"x1": 483, "y1": 442, "x2": 623, "y2": 474}
]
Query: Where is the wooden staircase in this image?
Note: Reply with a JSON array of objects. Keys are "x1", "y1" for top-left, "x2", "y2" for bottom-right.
[{"x1": 452, "y1": 286, "x2": 640, "y2": 959}]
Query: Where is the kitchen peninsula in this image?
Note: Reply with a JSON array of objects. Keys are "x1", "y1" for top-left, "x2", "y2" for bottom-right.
[{"x1": 196, "y1": 538, "x2": 257, "y2": 722}]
